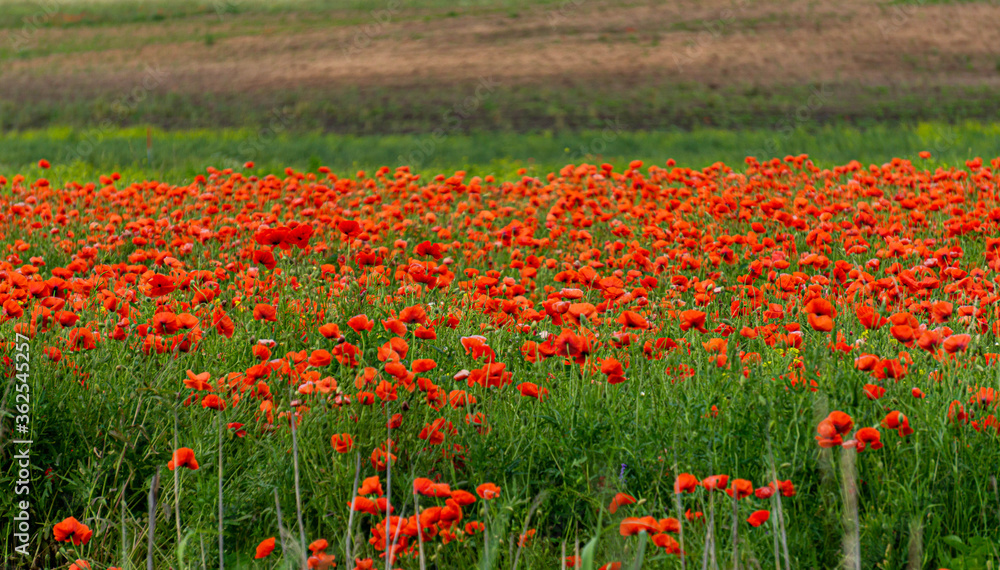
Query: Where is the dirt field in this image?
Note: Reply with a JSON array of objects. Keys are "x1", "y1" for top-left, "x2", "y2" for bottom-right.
[{"x1": 2, "y1": 0, "x2": 999, "y2": 130}]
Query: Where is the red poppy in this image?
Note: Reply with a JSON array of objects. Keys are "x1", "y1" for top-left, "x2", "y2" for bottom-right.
[
  {"x1": 517, "y1": 382, "x2": 549, "y2": 401},
  {"x1": 652, "y1": 532, "x2": 682, "y2": 553},
  {"x1": 347, "y1": 315, "x2": 374, "y2": 333},
  {"x1": 747, "y1": 510, "x2": 771, "y2": 527},
  {"x1": 608, "y1": 492, "x2": 637, "y2": 514},
  {"x1": 147, "y1": 274, "x2": 176, "y2": 297},
  {"x1": 331, "y1": 433, "x2": 354, "y2": 453},
  {"x1": 701, "y1": 475, "x2": 729, "y2": 491},
  {"x1": 255, "y1": 537, "x2": 276, "y2": 559},
  {"x1": 674, "y1": 473, "x2": 699, "y2": 493},
  {"x1": 476, "y1": 483, "x2": 501, "y2": 500},
  {"x1": 726, "y1": 478, "x2": 753, "y2": 499},
  {"x1": 53, "y1": 517, "x2": 93, "y2": 545},
  {"x1": 253, "y1": 304, "x2": 278, "y2": 322},
  {"x1": 618, "y1": 310, "x2": 649, "y2": 330},
  {"x1": 201, "y1": 394, "x2": 226, "y2": 410},
  {"x1": 881, "y1": 411, "x2": 914, "y2": 437},
  {"x1": 679, "y1": 310, "x2": 708, "y2": 333},
  {"x1": 853, "y1": 427, "x2": 883, "y2": 452},
  {"x1": 943, "y1": 334, "x2": 971, "y2": 354},
  {"x1": 619, "y1": 516, "x2": 659, "y2": 536},
  {"x1": 168, "y1": 448, "x2": 199, "y2": 470},
  {"x1": 359, "y1": 476, "x2": 384, "y2": 497},
  {"x1": 863, "y1": 383, "x2": 886, "y2": 400}
]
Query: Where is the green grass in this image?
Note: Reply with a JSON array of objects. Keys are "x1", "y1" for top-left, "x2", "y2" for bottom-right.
[
  {"x1": 0, "y1": 0, "x2": 569, "y2": 30},
  {"x1": 2, "y1": 123, "x2": 1000, "y2": 569},
  {"x1": 4, "y1": 82, "x2": 1000, "y2": 140},
  {"x1": 3, "y1": 145, "x2": 1000, "y2": 568},
  {"x1": 0, "y1": 122, "x2": 998, "y2": 183}
]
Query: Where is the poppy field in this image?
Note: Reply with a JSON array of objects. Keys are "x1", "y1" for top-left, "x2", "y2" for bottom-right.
[{"x1": 4, "y1": 152, "x2": 1000, "y2": 569}]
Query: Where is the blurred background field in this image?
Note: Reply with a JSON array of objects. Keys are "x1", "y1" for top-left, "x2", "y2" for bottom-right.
[{"x1": 2, "y1": 0, "x2": 1000, "y2": 177}]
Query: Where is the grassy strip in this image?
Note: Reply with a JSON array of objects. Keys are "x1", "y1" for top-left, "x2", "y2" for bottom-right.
[
  {"x1": 4, "y1": 82, "x2": 1000, "y2": 137},
  {"x1": 1, "y1": 121, "x2": 998, "y2": 182}
]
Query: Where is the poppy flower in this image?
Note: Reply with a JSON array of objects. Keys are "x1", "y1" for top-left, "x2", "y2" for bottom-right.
[
  {"x1": 679, "y1": 310, "x2": 708, "y2": 333},
  {"x1": 599, "y1": 563, "x2": 622, "y2": 570},
  {"x1": 517, "y1": 382, "x2": 549, "y2": 401},
  {"x1": 168, "y1": 448, "x2": 199, "y2": 470},
  {"x1": 331, "y1": 433, "x2": 354, "y2": 453},
  {"x1": 826, "y1": 411, "x2": 854, "y2": 434},
  {"x1": 413, "y1": 478, "x2": 452, "y2": 497},
  {"x1": 255, "y1": 537, "x2": 276, "y2": 558},
  {"x1": 619, "y1": 516, "x2": 659, "y2": 536},
  {"x1": 308, "y1": 349, "x2": 332, "y2": 367},
  {"x1": 726, "y1": 478, "x2": 753, "y2": 499},
  {"x1": 807, "y1": 313, "x2": 834, "y2": 332},
  {"x1": 608, "y1": 492, "x2": 637, "y2": 514},
  {"x1": 308, "y1": 553, "x2": 336, "y2": 569},
  {"x1": 617, "y1": 310, "x2": 649, "y2": 330},
  {"x1": 319, "y1": 323, "x2": 342, "y2": 339},
  {"x1": 450, "y1": 489, "x2": 477, "y2": 506},
  {"x1": 338, "y1": 219, "x2": 362, "y2": 236},
  {"x1": 359, "y1": 475, "x2": 384, "y2": 497},
  {"x1": 674, "y1": 473, "x2": 699, "y2": 493},
  {"x1": 382, "y1": 318, "x2": 407, "y2": 335},
  {"x1": 916, "y1": 329, "x2": 942, "y2": 352},
  {"x1": 863, "y1": 383, "x2": 886, "y2": 400},
  {"x1": 852, "y1": 427, "x2": 883, "y2": 452},
  {"x1": 816, "y1": 411, "x2": 853, "y2": 447},
  {"x1": 803, "y1": 298, "x2": 836, "y2": 318},
  {"x1": 412, "y1": 358, "x2": 437, "y2": 373},
  {"x1": 347, "y1": 315, "x2": 374, "y2": 333},
  {"x1": 476, "y1": 483, "x2": 501, "y2": 500},
  {"x1": 285, "y1": 224, "x2": 314, "y2": 249},
  {"x1": 184, "y1": 370, "x2": 213, "y2": 391},
  {"x1": 881, "y1": 411, "x2": 914, "y2": 437},
  {"x1": 253, "y1": 304, "x2": 278, "y2": 322},
  {"x1": 652, "y1": 532, "x2": 682, "y2": 553},
  {"x1": 943, "y1": 334, "x2": 971, "y2": 354},
  {"x1": 349, "y1": 496, "x2": 379, "y2": 516},
  {"x1": 701, "y1": 475, "x2": 729, "y2": 491},
  {"x1": 658, "y1": 517, "x2": 681, "y2": 533},
  {"x1": 747, "y1": 510, "x2": 771, "y2": 527},
  {"x1": 971, "y1": 387, "x2": 996, "y2": 407},
  {"x1": 890, "y1": 325, "x2": 914, "y2": 345},
  {"x1": 254, "y1": 227, "x2": 288, "y2": 247},
  {"x1": 146, "y1": 274, "x2": 176, "y2": 297},
  {"x1": 201, "y1": 394, "x2": 226, "y2": 410},
  {"x1": 461, "y1": 335, "x2": 496, "y2": 361},
  {"x1": 53, "y1": 517, "x2": 93, "y2": 545}
]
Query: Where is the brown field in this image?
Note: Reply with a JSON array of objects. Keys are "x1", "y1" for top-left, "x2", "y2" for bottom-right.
[{"x1": 2, "y1": 0, "x2": 999, "y2": 130}]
